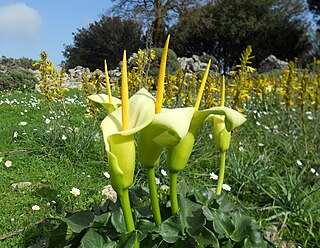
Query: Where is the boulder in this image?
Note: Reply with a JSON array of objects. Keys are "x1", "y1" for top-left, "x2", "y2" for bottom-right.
[{"x1": 258, "y1": 55, "x2": 288, "y2": 73}]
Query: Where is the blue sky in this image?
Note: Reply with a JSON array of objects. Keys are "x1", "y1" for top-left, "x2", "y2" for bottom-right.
[{"x1": 0, "y1": 1, "x2": 113, "y2": 65}]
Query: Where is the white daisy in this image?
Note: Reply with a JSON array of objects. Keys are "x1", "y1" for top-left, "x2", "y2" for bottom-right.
[
  {"x1": 222, "y1": 184, "x2": 231, "y2": 191},
  {"x1": 161, "y1": 169, "x2": 167, "y2": 177},
  {"x1": 210, "y1": 172, "x2": 218, "y2": 180},
  {"x1": 5, "y1": 160, "x2": 12, "y2": 167},
  {"x1": 103, "y1": 172, "x2": 110, "y2": 178},
  {"x1": 70, "y1": 187, "x2": 80, "y2": 196},
  {"x1": 32, "y1": 205, "x2": 40, "y2": 211}
]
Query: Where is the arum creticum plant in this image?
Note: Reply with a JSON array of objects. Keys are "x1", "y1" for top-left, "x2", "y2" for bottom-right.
[
  {"x1": 100, "y1": 51, "x2": 155, "y2": 233},
  {"x1": 88, "y1": 60, "x2": 122, "y2": 114},
  {"x1": 138, "y1": 35, "x2": 195, "y2": 225},
  {"x1": 206, "y1": 76, "x2": 234, "y2": 195},
  {"x1": 166, "y1": 73, "x2": 246, "y2": 214}
]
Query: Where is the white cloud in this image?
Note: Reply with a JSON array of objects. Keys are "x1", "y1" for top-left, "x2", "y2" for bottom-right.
[{"x1": 0, "y1": 3, "x2": 42, "y2": 41}]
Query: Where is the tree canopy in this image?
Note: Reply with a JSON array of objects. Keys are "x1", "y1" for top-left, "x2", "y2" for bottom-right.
[
  {"x1": 62, "y1": 16, "x2": 142, "y2": 70},
  {"x1": 307, "y1": 0, "x2": 320, "y2": 31},
  {"x1": 110, "y1": 0, "x2": 204, "y2": 47},
  {"x1": 62, "y1": 0, "x2": 316, "y2": 71},
  {"x1": 170, "y1": 0, "x2": 313, "y2": 70}
]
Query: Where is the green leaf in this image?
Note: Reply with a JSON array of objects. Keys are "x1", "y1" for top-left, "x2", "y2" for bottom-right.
[
  {"x1": 221, "y1": 240, "x2": 233, "y2": 248},
  {"x1": 244, "y1": 235, "x2": 268, "y2": 248},
  {"x1": 200, "y1": 226, "x2": 220, "y2": 248},
  {"x1": 193, "y1": 187, "x2": 215, "y2": 205},
  {"x1": 216, "y1": 195, "x2": 237, "y2": 213},
  {"x1": 92, "y1": 212, "x2": 111, "y2": 227},
  {"x1": 202, "y1": 207, "x2": 234, "y2": 237},
  {"x1": 79, "y1": 229, "x2": 107, "y2": 248},
  {"x1": 48, "y1": 222, "x2": 70, "y2": 247},
  {"x1": 111, "y1": 207, "x2": 127, "y2": 233},
  {"x1": 186, "y1": 208, "x2": 206, "y2": 239},
  {"x1": 136, "y1": 219, "x2": 159, "y2": 241},
  {"x1": 105, "y1": 240, "x2": 118, "y2": 248},
  {"x1": 63, "y1": 210, "x2": 95, "y2": 233},
  {"x1": 136, "y1": 219, "x2": 158, "y2": 232},
  {"x1": 118, "y1": 231, "x2": 138, "y2": 248},
  {"x1": 160, "y1": 215, "x2": 183, "y2": 243},
  {"x1": 179, "y1": 197, "x2": 201, "y2": 235},
  {"x1": 177, "y1": 180, "x2": 189, "y2": 197},
  {"x1": 241, "y1": 215, "x2": 266, "y2": 247},
  {"x1": 230, "y1": 212, "x2": 252, "y2": 242}
]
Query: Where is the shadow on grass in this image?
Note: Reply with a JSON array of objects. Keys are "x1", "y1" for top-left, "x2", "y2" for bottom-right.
[{"x1": 32, "y1": 186, "x2": 64, "y2": 214}]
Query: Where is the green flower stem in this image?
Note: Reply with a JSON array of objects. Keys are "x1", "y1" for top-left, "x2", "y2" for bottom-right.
[
  {"x1": 119, "y1": 188, "x2": 135, "y2": 232},
  {"x1": 216, "y1": 151, "x2": 226, "y2": 195},
  {"x1": 170, "y1": 172, "x2": 179, "y2": 215},
  {"x1": 146, "y1": 167, "x2": 162, "y2": 226}
]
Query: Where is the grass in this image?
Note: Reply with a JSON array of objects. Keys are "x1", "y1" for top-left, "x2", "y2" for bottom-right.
[
  {"x1": 0, "y1": 90, "x2": 108, "y2": 246},
  {"x1": 0, "y1": 89, "x2": 319, "y2": 247}
]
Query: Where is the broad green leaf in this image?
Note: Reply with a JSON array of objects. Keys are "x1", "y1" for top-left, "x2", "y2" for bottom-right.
[
  {"x1": 111, "y1": 207, "x2": 127, "y2": 233},
  {"x1": 63, "y1": 210, "x2": 95, "y2": 233},
  {"x1": 136, "y1": 219, "x2": 158, "y2": 232},
  {"x1": 179, "y1": 197, "x2": 201, "y2": 234},
  {"x1": 186, "y1": 208, "x2": 206, "y2": 238},
  {"x1": 49, "y1": 222, "x2": 70, "y2": 247},
  {"x1": 177, "y1": 180, "x2": 189, "y2": 197},
  {"x1": 244, "y1": 235, "x2": 268, "y2": 248},
  {"x1": 136, "y1": 219, "x2": 159, "y2": 241},
  {"x1": 105, "y1": 240, "x2": 118, "y2": 248},
  {"x1": 193, "y1": 187, "x2": 215, "y2": 206},
  {"x1": 216, "y1": 195, "x2": 237, "y2": 213},
  {"x1": 221, "y1": 240, "x2": 233, "y2": 248},
  {"x1": 160, "y1": 215, "x2": 183, "y2": 243},
  {"x1": 202, "y1": 207, "x2": 234, "y2": 237},
  {"x1": 230, "y1": 212, "x2": 252, "y2": 242},
  {"x1": 92, "y1": 212, "x2": 111, "y2": 227},
  {"x1": 79, "y1": 229, "x2": 107, "y2": 248},
  {"x1": 118, "y1": 231, "x2": 139, "y2": 248},
  {"x1": 200, "y1": 226, "x2": 220, "y2": 248}
]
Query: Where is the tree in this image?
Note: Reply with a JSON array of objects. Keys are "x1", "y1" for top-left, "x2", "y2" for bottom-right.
[
  {"x1": 307, "y1": 0, "x2": 320, "y2": 31},
  {"x1": 110, "y1": 0, "x2": 204, "y2": 47},
  {"x1": 63, "y1": 16, "x2": 143, "y2": 70},
  {"x1": 170, "y1": 0, "x2": 313, "y2": 71}
]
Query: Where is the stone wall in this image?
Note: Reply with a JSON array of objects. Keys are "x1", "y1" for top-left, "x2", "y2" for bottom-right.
[{"x1": 59, "y1": 54, "x2": 219, "y2": 89}]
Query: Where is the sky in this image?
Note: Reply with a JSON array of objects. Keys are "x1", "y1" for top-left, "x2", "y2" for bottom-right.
[{"x1": 0, "y1": 1, "x2": 113, "y2": 66}]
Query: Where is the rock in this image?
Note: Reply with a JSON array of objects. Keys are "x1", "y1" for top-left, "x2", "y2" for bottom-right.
[
  {"x1": 191, "y1": 61, "x2": 208, "y2": 72},
  {"x1": 178, "y1": 55, "x2": 218, "y2": 76},
  {"x1": 258, "y1": 55, "x2": 288, "y2": 73},
  {"x1": 178, "y1": 57, "x2": 194, "y2": 71},
  {"x1": 11, "y1": 181, "x2": 32, "y2": 188},
  {"x1": 108, "y1": 68, "x2": 121, "y2": 83},
  {"x1": 192, "y1": 54, "x2": 201, "y2": 62},
  {"x1": 101, "y1": 185, "x2": 117, "y2": 202}
]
